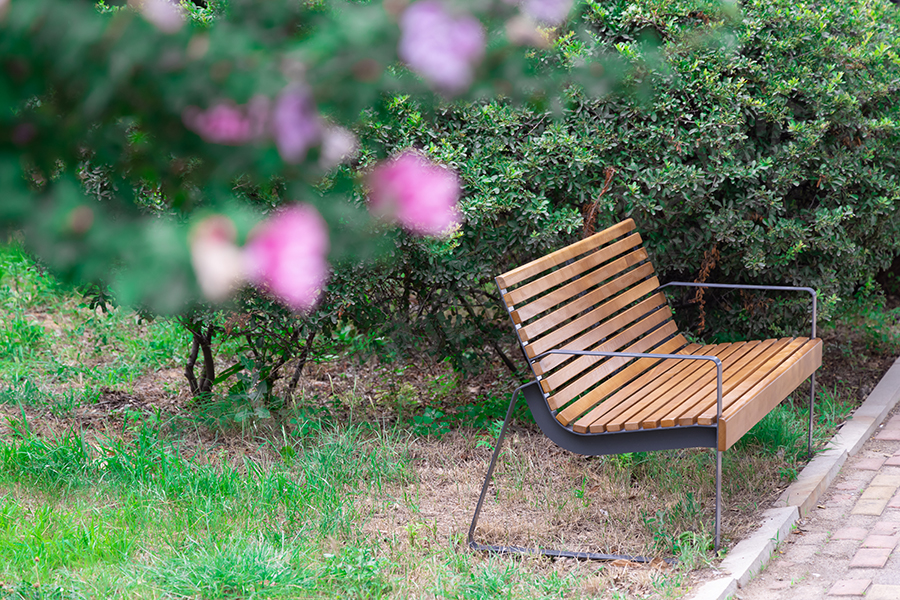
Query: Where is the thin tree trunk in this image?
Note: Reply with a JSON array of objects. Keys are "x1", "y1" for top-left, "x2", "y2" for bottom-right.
[
  {"x1": 182, "y1": 318, "x2": 216, "y2": 398},
  {"x1": 287, "y1": 327, "x2": 318, "y2": 401},
  {"x1": 198, "y1": 324, "x2": 216, "y2": 394},
  {"x1": 185, "y1": 334, "x2": 200, "y2": 396}
]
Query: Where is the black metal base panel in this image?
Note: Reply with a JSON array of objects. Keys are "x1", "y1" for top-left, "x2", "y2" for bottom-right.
[{"x1": 521, "y1": 381, "x2": 718, "y2": 455}]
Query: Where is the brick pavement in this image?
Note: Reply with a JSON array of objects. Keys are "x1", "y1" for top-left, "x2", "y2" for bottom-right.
[{"x1": 737, "y1": 414, "x2": 900, "y2": 599}]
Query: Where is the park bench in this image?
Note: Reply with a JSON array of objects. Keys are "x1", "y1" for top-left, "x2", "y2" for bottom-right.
[{"x1": 468, "y1": 218, "x2": 821, "y2": 560}]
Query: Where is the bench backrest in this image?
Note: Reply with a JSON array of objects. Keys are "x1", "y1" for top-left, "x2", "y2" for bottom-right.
[{"x1": 496, "y1": 219, "x2": 689, "y2": 425}]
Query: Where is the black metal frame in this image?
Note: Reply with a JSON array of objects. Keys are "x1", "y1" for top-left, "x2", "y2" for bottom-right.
[{"x1": 468, "y1": 280, "x2": 818, "y2": 562}]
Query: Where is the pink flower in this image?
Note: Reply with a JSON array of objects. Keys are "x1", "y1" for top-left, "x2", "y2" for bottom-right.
[
  {"x1": 244, "y1": 205, "x2": 330, "y2": 312},
  {"x1": 319, "y1": 125, "x2": 358, "y2": 170},
  {"x1": 189, "y1": 216, "x2": 245, "y2": 302},
  {"x1": 246, "y1": 94, "x2": 272, "y2": 139},
  {"x1": 519, "y1": 0, "x2": 573, "y2": 25},
  {"x1": 398, "y1": 1, "x2": 485, "y2": 94},
  {"x1": 131, "y1": 0, "x2": 185, "y2": 34},
  {"x1": 183, "y1": 104, "x2": 253, "y2": 145},
  {"x1": 367, "y1": 152, "x2": 461, "y2": 237},
  {"x1": 272, "y1": 85, "x2": 321, "y2": 163}
]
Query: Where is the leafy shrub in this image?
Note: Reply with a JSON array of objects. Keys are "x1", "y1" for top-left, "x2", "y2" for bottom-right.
[{"x1": 339, "y1": 0, "x2": 900, "y2": 369}]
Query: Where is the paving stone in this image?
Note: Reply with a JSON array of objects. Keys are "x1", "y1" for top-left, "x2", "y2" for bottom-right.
[
  {"x1": 853, "y1": 487, "x2": 897, "y2": 515},
  {"x1": 861, "y1": 534, "x2": 898, "y2": 548},
  {"x1": 856, "y1": 457, "x2": 887, "y2": 470},
  {"x1": 873, "y1": 521, "x2": 900, "y2": 535},
  {"x1": 889, "y1": 492, "x2": 900, "y2": 509},
  {"x1": 886, "y1": 456, "x2": 900, "y2": 466},
  {"x1": 829, "y1": 493, "x2": 856, "y2": 505},
  {"x1": 865, "y1": 486, "x2": 897, "y2": 500},
  {"x1": 867, "y1": 584, "x2": 900, "y2": 600},
  {"x1": 827, "y1": 579, "x2": 871, "y2": 596},
  {"x1": 849, "y1": 547, "x2": 892, "y2": 568},
  {"x1": 853, "y1": 497, "x2": 891, "y2": 515},
  {"x1": 871, "y1": 474, "x2": 900, "y2": 488},
  {"x1": 833, "y1": 527, "x2": 868, "y2": 540},
  {"x1": 875, "y1": 430, "x2": 900, "y2": 441}
]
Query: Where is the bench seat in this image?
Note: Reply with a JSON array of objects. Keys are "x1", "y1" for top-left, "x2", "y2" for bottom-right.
[{"x1": 495, "y1": 219, "x2": 822, "y2": 452}]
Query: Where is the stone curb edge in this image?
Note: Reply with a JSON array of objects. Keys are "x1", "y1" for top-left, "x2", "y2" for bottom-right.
[{"x1": 686, "y1": 356, "x2": 900, "y2": 600}]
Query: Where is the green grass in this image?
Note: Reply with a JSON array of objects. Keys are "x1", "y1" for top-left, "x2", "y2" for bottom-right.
[
  {"x1": 736, "y1": 383, "x2": 855, "y2": 469},
  {"x1": 0, "y1": 243, "x2": 192, "y2": 414},
  {"x1": 0, "y1": 415, "x2": 412, "y2": 598},
  {"x1": 0, "y1": 417, "x2": 629, "y2": 600}
]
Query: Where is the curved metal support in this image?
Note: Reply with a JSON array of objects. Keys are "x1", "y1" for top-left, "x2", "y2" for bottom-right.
[
  {"x1": 531, "y1": 348, "x2": 724, "y2": 550},
  {"x1": 468, "y1": 378, "x2": 724, "y2": 557},
  {"x1": 467, "y1": 382, "x2": 663, "y2": 563}
]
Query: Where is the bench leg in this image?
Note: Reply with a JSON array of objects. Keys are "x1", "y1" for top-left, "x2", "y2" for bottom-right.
[
  {"x1": 808, "y1": 372, "x2": 816, "y2": 457},
  {"x1": 715, "y1": 449, "x2": 722, "y2": 553},
  {"x1": 467, "y1": 383, "x2": 660, "y2": 563}
]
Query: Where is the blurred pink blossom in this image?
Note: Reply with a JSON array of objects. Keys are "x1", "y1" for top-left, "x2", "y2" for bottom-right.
[
  {"x1": 398, "y1": 1, "x2": 485, "y2": 94},
  {"x1": 272, "y1": 85, "x2": 321, "y2": 163},
  {"x1": 319, "y1": 125, "x2": 358, "y2": 170},
  {"x1": 132, "y1": 0, "x2": 185, "y2": 33},
  {"x1": 247, "y1": 94, "x2": 272, "y2": 139},
  {"x1": 519, "y1": 0, "x2": 573, "y2": 25},
  {"x1": 183, "y1": 104, "x2": 253, "y2": 145},
  {"x1": 189, "y1": 216, "x2": 245, "y2": 303},
  {"x1": 244, "y1": 205, "x2": 330, "y2": 312},
  {"x1": 367, "y1": 152, "x2": 461, "y2": 237}
]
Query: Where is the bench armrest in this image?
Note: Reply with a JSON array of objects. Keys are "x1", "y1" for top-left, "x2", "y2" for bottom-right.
[
  {"x1": 658, "y1": 282, "x2": 817, "y2": 339},
  {"x1": 531, "y1": 348, "x2": 725, "y2": 423}
]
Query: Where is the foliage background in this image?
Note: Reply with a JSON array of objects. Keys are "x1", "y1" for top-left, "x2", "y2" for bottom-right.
[{"x1": 338, "y1": 0, "x2": 900, "y2": 371}]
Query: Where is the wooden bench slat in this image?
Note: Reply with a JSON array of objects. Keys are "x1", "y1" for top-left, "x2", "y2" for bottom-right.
[
  {"x1": 538, "y1": 299, "x2": 671, "y2": 381},
  {"x1": 579, "y1": 343, "x2": 734, "y2": 433},
  {"x1": 613, "y1": 341, "x2": 758, "y2": 432},
  {"x1": 695, "y1": 338, "x2": 814, "y2": 425},
  {"x1": 607, "y1": 342, "x2": 754, "y2": 432},
  {"x1": 496, "y1": 219, "x2": 636, "y2": 289},
  {"x1": 661, "y1": 338, "x2": 794, "y2": 428},
  {"x1": 719, "y1": 339, "x2": 823, "y2": 450},
  {"x1": 511, "y1": 251, "x2": 652, "y2": 326},
  {"x1": 690, "y1": 338, "x2": 809, "y2": 426},
  {"x1": 632, "y1": 340, "x2": 774, "y2": 430},
  {"x1": 525, "y1": 277, "x2": 661, "y2": 356},
  {"x1": 546, "y1": 319, "x2": 680, "y2": 410},
  {"x1": 518, "y1": 266, "x2": 657, "y2": 342},
  {"x1": 560, "y1": 338, "x2": 697, "y2": 428},
  {"x1": 533, "y1": 294, "x2": 670, "y2": 371},
  {"x1": 503, "y1": 233, "x2": 643, "y2": 307}
]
